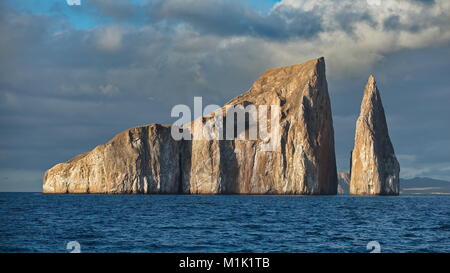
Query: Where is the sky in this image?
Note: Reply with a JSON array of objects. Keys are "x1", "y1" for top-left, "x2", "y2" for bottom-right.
[{"x1": 0, "y1": 0, "x2": 449, "y2": 191}]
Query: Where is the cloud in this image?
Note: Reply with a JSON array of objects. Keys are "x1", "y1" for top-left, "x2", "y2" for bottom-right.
[
  {"x1": 95, "y1": 25, "x2": 124, "y2": 51},
  {"x1": 99, "y1": 83, "x2": 120, "y2": 96},
  {"x1": 149, "y1": 0, "x2": 323, "y2": 39},
  {"x1": 141, "y1": 0, "x2": 450, "y2": 78},
  {"x1": 263, "y1": 0, "x2": 450, "y2": 76}
]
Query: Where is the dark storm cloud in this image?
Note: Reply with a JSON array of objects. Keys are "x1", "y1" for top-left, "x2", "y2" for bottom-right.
[
  {"x1": 332, "y1": 10, "x2": 376, "y2": 33},
  {"x1": 149, "y1": 0, "x2": 323, "y2": 39},
  {"x1": 411, "y1": 0, "x2": 436, "y2": 6},
  {"x1": 382, "y1": 15, "x2": 422, "y2": 32},
  {"x1": 383, "y1": 15, "x2": 402, "y2": 30}
]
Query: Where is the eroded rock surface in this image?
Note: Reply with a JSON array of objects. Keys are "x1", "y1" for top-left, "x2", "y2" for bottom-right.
[
  {"x1": 183, "y1": 57, "x2": 337, "y2": 194},
  {"x1": 349, "y1": 75, "x2": 400, "y2": 195},
  {"x1": 337, "y1": 172, "x2": 350, "y2": 194},
  {"x1": 43, "y1": 57, "x2": 338, "y2": 194},
  {"x1": 43, "y1": 124, "x2": 182, "y2": 193}
]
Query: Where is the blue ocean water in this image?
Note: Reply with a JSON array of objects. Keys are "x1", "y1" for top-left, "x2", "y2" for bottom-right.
[{"x1": 0, "y1": 193, "x2": 449, "y2": 253}]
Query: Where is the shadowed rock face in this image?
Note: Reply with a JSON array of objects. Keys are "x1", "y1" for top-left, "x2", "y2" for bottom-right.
[
  {"x1": 43, "y1": 57, "x2": 338, "y2": 194},
  {"x1": 337, "y1": 172, "x2": 350, "y2": 194},
  {"x1": 349, "y1": 75, "x2": 400, "y2": 195}
]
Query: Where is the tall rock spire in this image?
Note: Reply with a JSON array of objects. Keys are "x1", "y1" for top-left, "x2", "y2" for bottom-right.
[{"x1": 350, "y1": 75, "x2": 400, "y2": 195}]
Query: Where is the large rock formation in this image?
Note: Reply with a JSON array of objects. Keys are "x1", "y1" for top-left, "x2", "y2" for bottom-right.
[
  {"x1": 43, "y1": 124, "x2": 183, "y2": 193},
  {"x1": 182, "y1": 57, "x2": 337, "y2": 194},
  {"x1": 349, "y1": 75, "x2": 400, "y2": 195},
  {"x1": 43, "y1": 57, "x2": 338, "y2": 194}
]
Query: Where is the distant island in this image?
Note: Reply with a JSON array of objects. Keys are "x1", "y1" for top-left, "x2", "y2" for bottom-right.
[{"x1": 43, "y1": 57, "x2": 400, "y2": 196}]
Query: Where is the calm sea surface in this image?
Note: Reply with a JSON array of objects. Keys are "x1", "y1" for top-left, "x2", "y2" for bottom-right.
[{"x1": 0, "y1": 193, "x2": 449, "y2": 253}]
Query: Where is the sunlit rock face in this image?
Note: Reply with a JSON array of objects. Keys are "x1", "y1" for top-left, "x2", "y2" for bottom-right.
[
  {"x1": 43, "y1": 57, "x2": 338, "y2": 194},
  {"x1": 349, "y1": 75, "x2": 400, "y2": 196},
  {"x1": 43, "y1": 124, "x2": 182, "y2": 194},
  {"x1": 183, "y1": 57, "x2": 337, "y2": 194}
]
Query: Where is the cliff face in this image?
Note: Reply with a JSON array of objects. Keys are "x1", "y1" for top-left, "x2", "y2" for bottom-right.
[
  {"x1": 349, "y1": 75, "x2": 400, "y2": 195},
  {"x1": 183, "y1": 57, "x2": 337, "y2": 194},
  {"x1": 337, "y1": 172, "x2": 350, "y2": 194},
  {"x1": 43, "y1": 57, "x2": 338, "y2": 194},
  {"x1": 43, "y1": 124, "x2": 183, "y2": 194}
]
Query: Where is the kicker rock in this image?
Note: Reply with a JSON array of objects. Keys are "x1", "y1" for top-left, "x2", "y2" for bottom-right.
[
  {"x1": 349, "y1": 75, "x2": 400, "y2": 195},
  {"x1": 43, "y1": 124, "x2": 182, "y2": 193},
  {"x1": 43, "y1": 57, "x2": 338, "y2": 194},
  {"x1": 183, "y1": 57, "x2": 338, "y2": 194}
]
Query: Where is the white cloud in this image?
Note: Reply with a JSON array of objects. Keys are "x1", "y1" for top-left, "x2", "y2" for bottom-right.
[
  {"x1": 95, "y1": 25, "x2": 123, "y2": 51},
  {"x1": 99, "y1": 84, "x2": 120, "y2": 96},
  {"x1": 265, "y1": 0, "x2": 450, "y2": 77}
]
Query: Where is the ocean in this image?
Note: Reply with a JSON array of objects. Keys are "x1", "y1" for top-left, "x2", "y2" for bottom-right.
[{"x1": 0, "y1": 193, "x2": 449, "y2": 253}]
